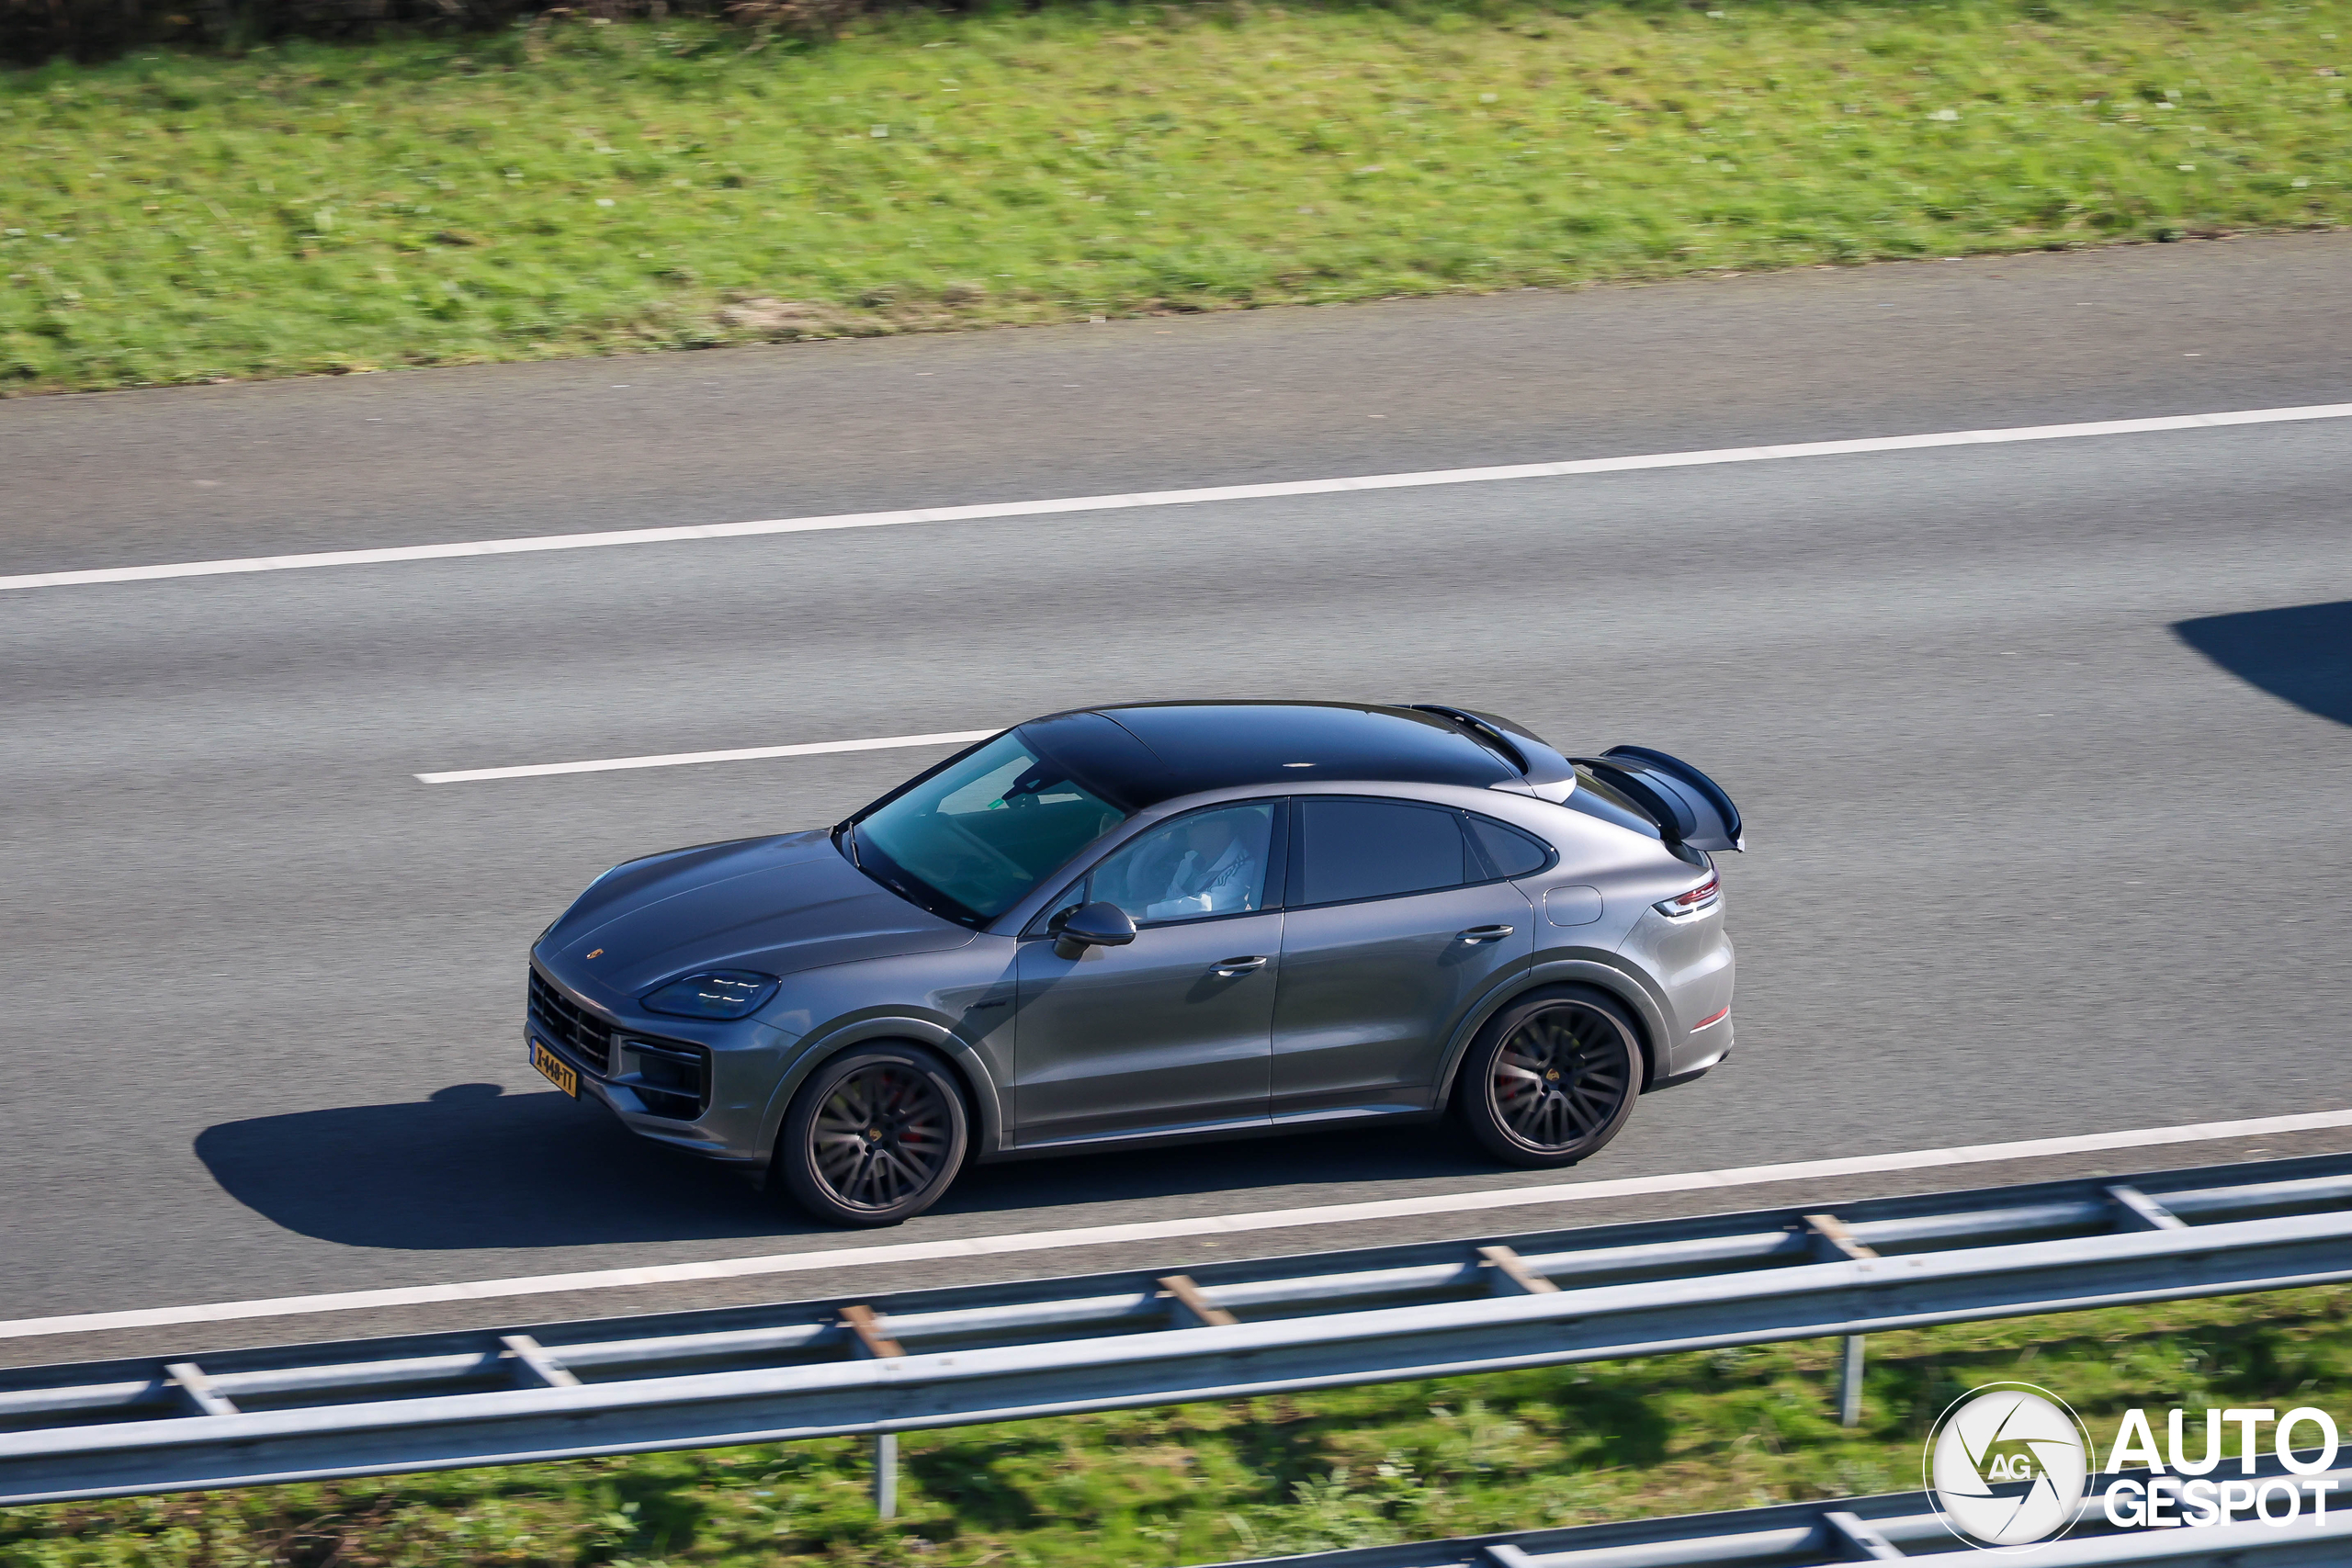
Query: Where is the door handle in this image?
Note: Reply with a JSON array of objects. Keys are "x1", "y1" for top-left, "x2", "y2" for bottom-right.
[
  {"x1": 1213, "y1": 955, "x2": 1270, "y2": 976},
  {"x1": 1457, "y1": 924, "x2": 1516, "y2": 942}
]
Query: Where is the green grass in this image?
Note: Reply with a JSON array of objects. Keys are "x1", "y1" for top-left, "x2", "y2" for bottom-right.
[
  {"x1": 6, "y1": 1287, "x2": 2351, "y2": 1566},
  {"x1": 2, "y1": 0, "x2": 2347, "y2": 392}
]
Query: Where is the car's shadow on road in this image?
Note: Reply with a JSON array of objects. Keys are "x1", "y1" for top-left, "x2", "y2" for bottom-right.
[
  {"x1": 2173, "y1": 600, "x2": 2352, "y2": 726},
  {"x1": 195, "y1": 1083, "x2": 1496, "y2": 1250}
]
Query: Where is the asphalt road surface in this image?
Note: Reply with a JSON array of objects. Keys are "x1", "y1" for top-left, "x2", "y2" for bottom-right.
[{"x1": 4, "y1": 235, "x2": 2349, "y2": 1368}]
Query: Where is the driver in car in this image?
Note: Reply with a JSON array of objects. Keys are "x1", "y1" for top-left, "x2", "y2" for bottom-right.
[{"x1": 1142, "y1": 811, "x2": 1261, "y2": 922}]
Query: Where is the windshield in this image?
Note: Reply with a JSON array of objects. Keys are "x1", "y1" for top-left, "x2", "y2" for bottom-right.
[{"x1": 851, "y1": 730, "x2": 1131, "y2": 923}]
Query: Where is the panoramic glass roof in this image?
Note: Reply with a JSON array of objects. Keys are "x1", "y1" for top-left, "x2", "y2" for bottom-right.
[{"x1": 1017, "y1": 702, "x2": 1520, "y2": 809}]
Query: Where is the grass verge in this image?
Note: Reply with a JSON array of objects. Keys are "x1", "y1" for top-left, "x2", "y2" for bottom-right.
[
  {"x1": 2, "y1": 0, "x2": 2348, "y2": 393},
  {"x1": 5, "y1": 1286, "x2": 2350, "y2": 1566}
]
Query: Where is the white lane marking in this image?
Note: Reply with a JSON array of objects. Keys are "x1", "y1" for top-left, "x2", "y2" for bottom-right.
[
  {"x1": 6, "y1": 401, "x2": 2349, "y2": 594},
  {"x1": 417, "y1": 729, "x2": 996, "y2": 784},
  {"x1": 4, "y1": 1106, "x2": 2346, "y2": 1343}
]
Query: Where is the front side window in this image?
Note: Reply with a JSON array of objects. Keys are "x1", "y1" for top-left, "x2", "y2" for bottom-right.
[
  {"x1": 1295, "y1": 797, "x2": 1468, "y2": 906},
  {"x1": 1058, "y1": 801, "x2": 1280, "y2": 928},
  {"x1": 853, "y1": 730, "x2": 1129, "y2": 922}
]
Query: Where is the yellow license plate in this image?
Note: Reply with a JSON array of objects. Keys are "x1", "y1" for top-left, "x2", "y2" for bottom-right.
[{"x1": 532, "y1": 1040, "x2": 579, "y2": 1098}]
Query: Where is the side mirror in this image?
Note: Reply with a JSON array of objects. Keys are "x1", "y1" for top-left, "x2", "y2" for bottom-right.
[{"x1": 1053, "y1": 901, "x2": 1137, "y2": 960}]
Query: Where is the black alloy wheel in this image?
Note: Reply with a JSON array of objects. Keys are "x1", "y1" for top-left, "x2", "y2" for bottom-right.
[
  {"x1": 1458, "y1": 987, "x2": 1643, "y2": 1168},
  {"x1": 777, "y1": 1043, "x2": 969, "y2": 1226}
]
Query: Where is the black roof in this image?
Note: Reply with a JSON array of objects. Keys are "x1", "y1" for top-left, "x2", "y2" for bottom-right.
[{"x1": 1018, "y1": 702, "x2": 1521, "y2": 809}]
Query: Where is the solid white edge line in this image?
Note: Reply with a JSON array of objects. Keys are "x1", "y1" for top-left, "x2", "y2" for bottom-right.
[
  {"x1": 7, "y1": 401, "x2": 2351, "y2": 593},
  {"x1": 416, "y1": 730, "x2": 999, "y2": 784},
  {"x1": 6, "y1": 1106, "x2": 2347, "y2": 1342}
]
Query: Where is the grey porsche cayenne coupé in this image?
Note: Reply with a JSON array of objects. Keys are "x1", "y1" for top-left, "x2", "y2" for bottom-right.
[{"x1": 526, "y1": 703, "x2": 1741, "y2": 1225}]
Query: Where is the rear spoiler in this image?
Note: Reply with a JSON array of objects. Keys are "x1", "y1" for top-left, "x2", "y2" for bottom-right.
[
  {"x1": 1573, "y1": 746, "x2": 1746, "y2": 853},
  {"x1": 1407, "y1": 705, "x2": 1744, "y2": 853}
]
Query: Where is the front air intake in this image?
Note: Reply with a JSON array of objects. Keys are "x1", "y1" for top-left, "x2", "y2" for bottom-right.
[{"x1": 620, "y1": 1037, "x2": 710, "y2": 1120}]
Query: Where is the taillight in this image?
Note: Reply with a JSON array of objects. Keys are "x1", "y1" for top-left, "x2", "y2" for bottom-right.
[{"x1": 1655, "y1": 872, "x2": 1719, "y2": 917}]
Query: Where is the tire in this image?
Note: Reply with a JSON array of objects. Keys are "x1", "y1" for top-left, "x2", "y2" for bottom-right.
[
  {"x1": 1456, "y1": 987, "x2": 1644, "y2": 1168},
  {"x1": 775, "y1": 1043, "x2": 970, "y2": 1227}
]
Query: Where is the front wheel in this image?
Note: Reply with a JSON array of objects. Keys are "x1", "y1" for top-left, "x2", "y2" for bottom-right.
[
  {"x1": 1457, "y1": 987, "x2": 1643, "y2": 1168},
  {"x1": 775, "y1": 1043, "x2": 969, "y2": 1226}
]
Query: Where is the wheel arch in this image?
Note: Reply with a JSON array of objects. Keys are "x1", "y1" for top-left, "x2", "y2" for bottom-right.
[
  {"x1": 758, "y1": 1014, "x2": 1007, "y2": 1161},
  {"x1": 1430, "y1": 956, "x2": 1671, "y2": 1113}
]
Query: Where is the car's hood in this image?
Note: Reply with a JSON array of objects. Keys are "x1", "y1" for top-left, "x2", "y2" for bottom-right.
[{"x1": 538, "y1": 829, "x2": 973, "y2": 1004}]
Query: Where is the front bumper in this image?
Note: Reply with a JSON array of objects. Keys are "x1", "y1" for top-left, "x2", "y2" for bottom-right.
[{"x1": 525, "y1": 964, "x2": 785, "y2": 1168}]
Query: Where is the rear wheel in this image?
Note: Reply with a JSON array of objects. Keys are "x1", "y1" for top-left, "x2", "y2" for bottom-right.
[
  {"x1": 1457, "y1": 987, "x2": 1643, "y2": 1168},
  {"x1": 776, "y1": 1043, "x2": 968, "y2": 1226}
]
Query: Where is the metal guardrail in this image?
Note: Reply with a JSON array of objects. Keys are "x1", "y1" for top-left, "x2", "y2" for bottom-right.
[
  {"x1": 3, "y1": 1152, "x2": 2350, "y2": 1507},
  {"x1": 1196, "y1": 1460, "x2": 2352, "y2": 1565}
]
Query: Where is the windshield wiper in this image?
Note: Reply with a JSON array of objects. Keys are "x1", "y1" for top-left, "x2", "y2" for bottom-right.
[{"x1": 841, "y1": 826, "x2": 986, "y2": 930}]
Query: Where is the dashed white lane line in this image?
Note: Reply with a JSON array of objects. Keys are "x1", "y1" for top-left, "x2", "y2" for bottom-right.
[
  {"x1": 5, "y1": 1106, "x2": 2347, "y2": 1343},
  {"x1": 416, "y1": 729, "x2": 997, "y2": 784},
  {"x1": 6, "y1": 401, "x2": 2350, "y2": 593}
]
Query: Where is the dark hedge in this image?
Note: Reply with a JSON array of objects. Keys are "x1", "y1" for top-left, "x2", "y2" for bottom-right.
[{"x1": 0, "y1": 0, "x2": 862, "y2": 65}]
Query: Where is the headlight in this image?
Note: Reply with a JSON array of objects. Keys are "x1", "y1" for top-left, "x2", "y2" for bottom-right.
[{"x1": 639, "y1": 970, "x2": 779, "y2": 1020}]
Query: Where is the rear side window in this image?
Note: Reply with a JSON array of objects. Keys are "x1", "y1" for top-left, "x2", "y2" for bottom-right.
[
  {"x1": 1464, "y1": 814, "x2": 1553, "y2": 878},
  {"x1": 1295, "y1": 798, "x2": 1466, "y2": 905}
]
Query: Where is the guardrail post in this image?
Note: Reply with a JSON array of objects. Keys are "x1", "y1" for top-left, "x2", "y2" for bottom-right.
[
  {"x1": 163, "y1": 1363, "x2": 239, "y2": 1418},
  {"x1": 1476, "y1": 1246, "x2": 1560, "y2": 1296},
  {"x1": 1838, "y1": 1337, "x2": 1867, "y2": 1430},
  {"x1": 2107, "y1": 1183, "x2": 2188, "y2": 1231},
  {"x1": 1158, "y1": 1275, "x2": 1239, "y2": 1328},
  {"x1": 497, "y1": 1336, "x2": 581, "y2": 1389},
  {"x1": 840, "y1": 1306, "x2": 905, "y2": 1520},
  {"x1": 1822, "y1": 1507, "x2": 1904, "y2": 1561},
  {"x1": 1804, "y1": 1214, "x2": 1878, "y2": 1428},
  {"x1": 873, "y1": 1432, "x2": 898, "y2": 1520}
]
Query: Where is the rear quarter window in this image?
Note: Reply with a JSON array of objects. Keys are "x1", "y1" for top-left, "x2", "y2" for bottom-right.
[{"x1": 1464, "y1": 813, "x2": 1554, "y2": 878}]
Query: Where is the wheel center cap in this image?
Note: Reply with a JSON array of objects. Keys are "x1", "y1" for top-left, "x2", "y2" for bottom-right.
[
  {"x1": 1544, "y1": 1068, "x2": 1559, "y2": 1082},
  {"x1": 867, "y1": 1128, "x2": 883, "y2": 1141}
]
